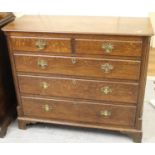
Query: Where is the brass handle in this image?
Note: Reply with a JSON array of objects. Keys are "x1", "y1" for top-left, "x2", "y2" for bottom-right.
[
  {"x1": 35, "y1": 40, "x2": 47, "y2": 50},
  {"x1": 101, "y1": 63, "x2": 114, "y2": 73},
  {"x1": 37, "y1": 59, "x2": 48, "y2": 69},
  {"x1": 40, "y1": 82, "x2": 49, "y2": 89},
  {"x1": 101, "y1": 86, "x2": 112, "y2": 95},
  {"x1": 102, "y1": 43, "x2": 113, "y2": 53},
  {"x1": 71, "y1": 58, "x2": 77, "y2": 64},
  {"x1": 43, "y1": 104, "x2": 51, "y2": 112},
  {"x1": 100, "y1": 110, "x2": 111, "y2": 117}
]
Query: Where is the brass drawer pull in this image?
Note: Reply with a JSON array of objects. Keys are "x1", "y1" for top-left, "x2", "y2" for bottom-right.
[
  {"x1": 101, "y1": 63, "x2": 114, "y2": 73},
  {"x1": 71, "y1": 57, "x2": 77, "y2": 64},
  {"x1": 37, "y1": 59, "x2": 48, "y2": 69},
  {"x1": 35, "y1": 39, "x2": 47, "y2": 50},
  {"x1": 100, "y1": 110, "x2": 111, "y2": 117},
  {"x1": 101, "y1": 86, "x2": 112, "y2": 95},
  {"x1": 102, "y1": 43, "x2": 114, "y2": 53},
  {"x1": 40, "y1": 81, "x2": 49, "y2": 89},
  {"x1": 43, "y1": 104, "x2": 52, "y2": 112}
]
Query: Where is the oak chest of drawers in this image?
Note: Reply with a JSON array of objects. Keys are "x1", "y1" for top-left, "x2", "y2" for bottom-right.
[{"x1": 3, "y1": 16, "x2": 153, "y2": 142}]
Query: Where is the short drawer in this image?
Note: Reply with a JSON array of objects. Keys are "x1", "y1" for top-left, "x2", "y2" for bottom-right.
[
  {"x1": 10, "y1": 36, "x2": 71, "y2": 53},
  {"x1": 21, "y1": 97, "x2": 136, "y2": 127},
  {"x1": 14, "y1": 54, "x2": 141, "y2": 81},
  {"x1": 18, "y1": 75, "x2": 139, "y2": 104},
  {"x1": 75, "y1": 38, "x2": 142, "y2": 57}
]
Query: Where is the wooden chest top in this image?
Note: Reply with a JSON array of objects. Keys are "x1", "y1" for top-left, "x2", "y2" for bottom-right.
[{"x1": 2, "y1": 15, "x2": 153, "y2": 36}]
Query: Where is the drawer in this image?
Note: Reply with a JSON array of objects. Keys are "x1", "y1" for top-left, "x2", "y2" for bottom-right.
[
  {"x1": 75, "y1": 39, "x2": 142, "y2": 57},
  {"x1": 18, "y1": 75, "x2": 139, "y2": 104},
  {"x1": 14, "y1": 54, "x2": 141, "y2": 81},
  {"x1": 21, "y1": 97, "x2": 136, "y2": 127},
  {"x1": 10, "y1": 36, "x2": 71, "y2": 53}
]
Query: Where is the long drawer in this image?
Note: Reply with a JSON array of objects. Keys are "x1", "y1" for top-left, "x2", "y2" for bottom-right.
[
  {"x1": 75, "y1": 38, "x2": 142, "y2": 57},
  {"x1": 14, "y1": 54, "x2": 141, "y2": 80},
  {"x1": 10, "y1": 36, "x2": 71, "y2": 53},
  {"x1": 18, "y1": 75, "x2": 139, "y2": 104},
  {"x1": 21, "y1": 97, "x2": 136, "y2": 127}
]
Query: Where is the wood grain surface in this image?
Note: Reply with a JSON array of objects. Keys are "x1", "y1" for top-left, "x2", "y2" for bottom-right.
[
  {"x1": 21, "y1": 96, "x2": 136, "y2": 127},
  {"x1": 18, "y1": 75, "x2": 139, "y2": 104},
  {"x1": 2, "y1": 16, "x2": 153, "y2": 36}
]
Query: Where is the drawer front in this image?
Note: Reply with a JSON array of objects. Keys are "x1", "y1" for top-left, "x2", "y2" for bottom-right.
[
  {"x1": 75, "y1": 39, "x2": 142, "y2": 57},
  {"x1": 18, "y1": 75, "x2": 139, "y2": 103},
  {"x1": 21, "y1": 97, "x2": 136, "y2": 127},
  {"x1": 14, "y1": 54, "x2": 141, "y2": 80},
  {"x1": 10, "y1": 36, "x2": 71, "y2": 53}
]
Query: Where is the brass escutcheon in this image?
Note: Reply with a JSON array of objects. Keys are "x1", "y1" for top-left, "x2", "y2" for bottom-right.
[
  {"x1": 71, "y1": 57, "x2": 77, "y2": 64},
  {"x1": 72, "y1": 79, "x2": 77, "y2": 85}
]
